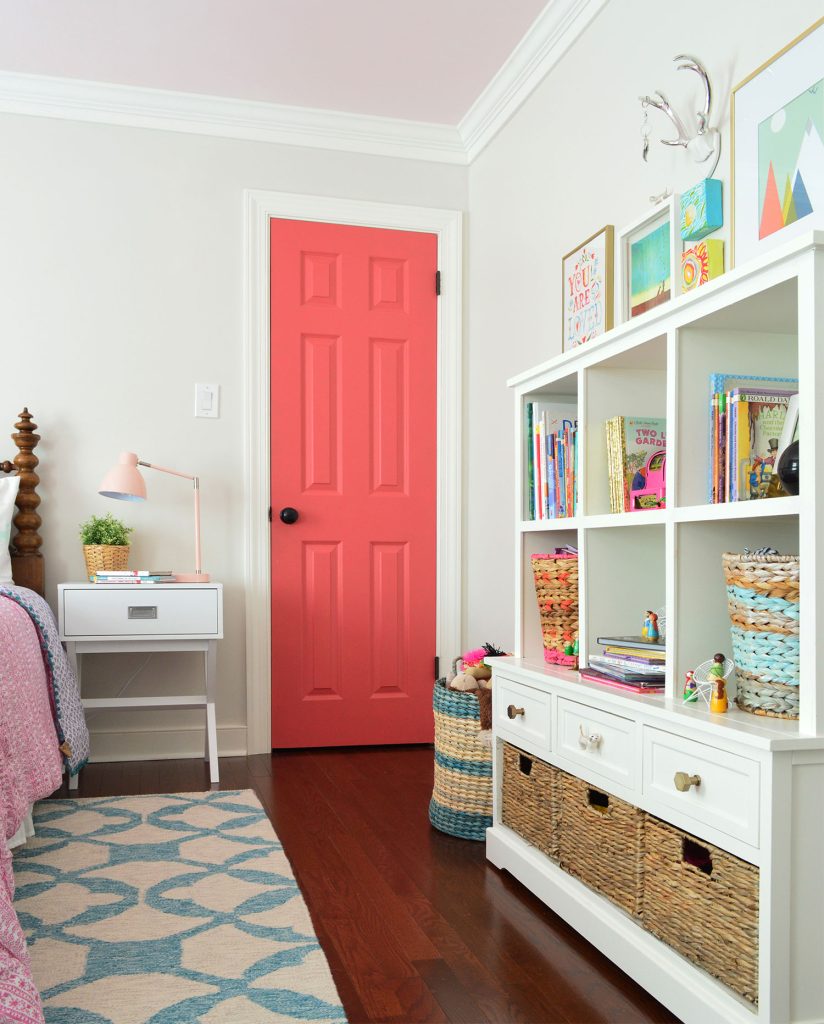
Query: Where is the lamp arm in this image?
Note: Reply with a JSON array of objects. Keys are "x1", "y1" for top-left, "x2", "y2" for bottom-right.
[
  {"x1": 137, "y1": 460, "x2": 202, "y2": 575},
  {"x1": 137, "y1": 460, "x2": 195, "y2": 482}
]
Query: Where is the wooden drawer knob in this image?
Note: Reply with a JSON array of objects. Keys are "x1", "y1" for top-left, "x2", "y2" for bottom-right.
[
  {"x1": 507, "y1": 704, "x2": 525, "y2": 719},
  {"x1": 674, "y1": 771, "x2": 701, "y2": 792}
]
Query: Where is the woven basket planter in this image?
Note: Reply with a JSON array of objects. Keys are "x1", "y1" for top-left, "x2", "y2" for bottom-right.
[
  {"x1": 531, "y1": 552, "x2": 578, "y2": 669},
  {"x1": 642, "y1": 815, "x2": 759, "y2": 1005},
  {"x1": 500, "y1": 742, "x2": 559, "y2": 861},
  {"x1": 722, "y1": 551, "x2": 799, "y2": 719},
  {"x1": 429, "y1": 668, "x2": 492, "y2": 841},
  {"x1": 83, "y1": 544, "x2": 130, "y2": 580},
  {"x1": 558, "y1": 773, "x2": 644, "y2": 917}
]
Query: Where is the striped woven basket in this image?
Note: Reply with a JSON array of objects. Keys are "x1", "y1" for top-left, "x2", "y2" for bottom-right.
[
  {"x1": 532, "y1": 552, "x2": 578, "y2": 668},
  {"x1": 429, "y1": 660, "x2": 492, "y2": 841},
  {"x1": 722, "y1": 551, "x2": 800, "y2": 719}
]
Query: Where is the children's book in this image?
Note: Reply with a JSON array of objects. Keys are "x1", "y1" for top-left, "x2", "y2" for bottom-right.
[
  {"x1": 579, "y1": 668, "x2": 665, "y2": 692},
  {"x1": 728, "y1": 389, "x2": 793, "y2": 500},
  {"x1": 526, "y1": 399, "x2": 577, "y2": 520},
  {"x1": 604, "y1": 416, "x2": 666, "y2": 513},
  {"x1": 707, "y1": 373, "x2": 798, "y2": 502},
  {"x1": 596, "y1": 635, "x2": 666, "y2": 651}
]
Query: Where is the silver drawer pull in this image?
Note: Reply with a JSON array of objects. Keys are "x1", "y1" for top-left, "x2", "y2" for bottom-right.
[
  {"x1": 578, "y1": 724, "x2": 603, "y2": 750},
  {"x1": 128, "y1": 606, "x2": 158, "y2": 620}
]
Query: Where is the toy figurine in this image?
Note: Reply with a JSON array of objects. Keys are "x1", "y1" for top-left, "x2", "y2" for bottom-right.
[
  {"x1": 708, "y1": 652, "x2": 728, "y2": 713},
  {"x1": 643, "y1": 610, "x2": 659, "y2": 641},
  {"x1": 683, "y1": 670, "x2": 698, "y2": 703}
]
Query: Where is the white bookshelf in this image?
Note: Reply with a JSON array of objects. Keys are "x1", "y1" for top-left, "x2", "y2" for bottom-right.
[{"x1": 488, "y1": 232, "x2": 824, "y2": 1024}]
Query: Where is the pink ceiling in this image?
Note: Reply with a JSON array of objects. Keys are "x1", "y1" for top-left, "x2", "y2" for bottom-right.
[{"x1": 0, "y1": 0, "x2": 549, "y2": 124}]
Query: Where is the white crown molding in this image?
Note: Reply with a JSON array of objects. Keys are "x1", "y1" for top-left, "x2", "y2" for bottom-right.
[
  {"x1": 458, "y1": 0, "x2": 609, "y2": 162},
  {"x1": 0, "y1": 3, "x2": 607, "y2": 165},
  {"x1": 0, "y1": 70, "x2": 467, "y2": 165}
]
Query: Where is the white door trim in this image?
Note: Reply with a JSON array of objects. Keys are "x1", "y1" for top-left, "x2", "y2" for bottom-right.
[{"x1": 243, "y1": 189, "x2": 463, "y2": 754}]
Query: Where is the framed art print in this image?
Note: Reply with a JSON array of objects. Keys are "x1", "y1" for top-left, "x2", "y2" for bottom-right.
[
  {"x1": 561, "y1": 225, "x2": 614, "y2": 351},
  {"x1": 617, "y1": 197, "x2": 680, "y2": 322},
  {"x1": 731, "y1": 16, "x2": 824, "y2": 267}
]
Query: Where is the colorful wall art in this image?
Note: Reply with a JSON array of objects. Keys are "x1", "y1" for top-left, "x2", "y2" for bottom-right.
[
  {"x1": 732, "y1": 17, "x2": 824, "y2": 265},
  {"x1": 561, "y1": 226, "x2": 614, "y2": 350},
  {"x1": 681, "y1": 239, "x2": 724, "y2": 291},
  {"x1": 758, "y1": 79, "x2": 823, "y2": 240},
  {"x1": 630, "y1": 220, "x2": 671, "y2": 317},
  {"x1": 680, "y1": 179, "x2": 723, "y2": 240}
]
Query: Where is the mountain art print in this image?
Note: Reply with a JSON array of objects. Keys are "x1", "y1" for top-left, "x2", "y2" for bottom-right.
[{"x1": 758, "y1": 79, "x2": 823, "y2": 239}]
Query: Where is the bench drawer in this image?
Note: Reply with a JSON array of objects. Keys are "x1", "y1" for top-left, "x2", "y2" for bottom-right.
[
  {"x1": 556, "y1": 698, "x2": 637, "y2": 792},
  {"x1": 642, "y1": 727, "x2": 760, "y2": 848},
  {"x1": 495, "y1": 676, "x2": 551, "y2": 751}
]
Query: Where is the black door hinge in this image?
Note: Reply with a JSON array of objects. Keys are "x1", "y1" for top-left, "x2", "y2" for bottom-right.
[
  {"x1": 268, "y1": 506, "x2": 272, "y2": 523},
  {"x1": 434, "y1": 655, "x2": 440, "y2": 680},
  {"x1": 435, "y1": 270, "x2": 441, "y2": 296}
]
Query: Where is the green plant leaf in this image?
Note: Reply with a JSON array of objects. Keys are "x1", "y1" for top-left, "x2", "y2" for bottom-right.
[{"x1": 79, "y1": 512, "x2": 134, "y2": 547}]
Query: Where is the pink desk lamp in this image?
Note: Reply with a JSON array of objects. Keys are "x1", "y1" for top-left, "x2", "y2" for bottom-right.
[{"x1": 98, "y1": 452, "x2": 209, "y2": 583}]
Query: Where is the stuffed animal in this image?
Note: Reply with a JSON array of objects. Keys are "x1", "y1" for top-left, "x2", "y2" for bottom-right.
[{"x1": 448, "y1": 643, "x2": 506, "y2": 693}]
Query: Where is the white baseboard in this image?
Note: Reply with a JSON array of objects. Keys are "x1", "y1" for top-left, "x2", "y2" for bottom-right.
[{"x1": 87, "y1": 725, "x2": 247, "y2": 762}]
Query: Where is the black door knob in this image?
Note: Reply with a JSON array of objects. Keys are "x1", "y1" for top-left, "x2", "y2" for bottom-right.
[{"x1": 279, "y1": 507, "x2": 299, "y2": 524}]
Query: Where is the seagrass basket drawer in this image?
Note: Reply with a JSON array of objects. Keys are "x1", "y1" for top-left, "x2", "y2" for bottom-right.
[
  {"x1": 501, "y1": 742, "x2": 559, "y2": 861},
  {"x1": 557, "y1": 773, "x2": 644, "y2": 917},
  {"x1": 642, "y1": 815, "x2": 759, "y2": 1005}
]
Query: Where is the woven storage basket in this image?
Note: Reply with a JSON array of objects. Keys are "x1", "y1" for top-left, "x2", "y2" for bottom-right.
[
  {"x1": 722, "y1": 551, "x2": 799, "y2": 719},
  {"x1": 558, "y1": 772, "x2": 644, "y2": 917},
  {"x1": 642, "y1": 815, "x2": 759, "y2": 1004},
  {"x1": 531, "y1": 551, "x2": 579, "y2": 668},
  {"x1": 429, "y1": 664, "x2": 492, "y2": 841},
  {"x1": 83, "y1": 544, "x2": 130, "y2": 579},
  {"x1": 500, "y1": 742, "x2": 559, "y2": 861}
]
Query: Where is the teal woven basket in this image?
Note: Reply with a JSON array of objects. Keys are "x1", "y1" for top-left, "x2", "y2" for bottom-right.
[
  {"x1": 429, "y1": 664, "x2": 493, "y2": 841},
  {"x1": 723, "y1": 551, "x2": 800, "y2": 719}
]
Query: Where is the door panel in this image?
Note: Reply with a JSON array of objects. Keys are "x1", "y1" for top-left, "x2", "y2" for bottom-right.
[{"x1": 270, "y1": 218, "x2": 438, "y2": 748}]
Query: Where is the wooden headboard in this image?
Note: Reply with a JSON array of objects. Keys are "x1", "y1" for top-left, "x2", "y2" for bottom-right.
[{"x1": 1, "y1": 408, "x2": 44, "y2": 595}]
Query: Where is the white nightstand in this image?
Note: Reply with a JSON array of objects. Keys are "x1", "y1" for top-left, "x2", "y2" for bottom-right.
[{"x1": 58, "y1": 582, "x2": 224, "y2": 787}]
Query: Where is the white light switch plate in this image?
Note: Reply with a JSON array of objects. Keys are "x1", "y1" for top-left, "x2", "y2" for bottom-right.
[{"x1": 195, "y1": 383, "x2": 220, "y2": 418}]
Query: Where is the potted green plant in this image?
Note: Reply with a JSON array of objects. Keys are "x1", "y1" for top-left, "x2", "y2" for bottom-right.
[{"x1": 79, "y1": 513, "x2": 134, "y2": 579}]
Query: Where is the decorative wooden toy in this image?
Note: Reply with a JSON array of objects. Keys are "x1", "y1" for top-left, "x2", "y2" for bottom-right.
[
  {"x1": 683, "y1": 670, "x2": 698, "y2": 703},
  {"x1": 688, "y1": 654, "x2": 734, "y2": 711},
  {"x1": 642, "y1": 610, "x2": 660, "y2": 641},
  {"x1": 630, "y1": 450, "x2": 666, "y2": 509}
]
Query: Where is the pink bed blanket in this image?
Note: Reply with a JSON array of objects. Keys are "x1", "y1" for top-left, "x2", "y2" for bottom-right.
[{"x1": 0, "y1": 596, "x2": 63, "y2": 1024}]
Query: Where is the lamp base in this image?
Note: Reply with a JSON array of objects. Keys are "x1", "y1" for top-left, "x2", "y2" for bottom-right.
[{"x1": 174, "y1": 571, "x2": 211, "y2": 583}]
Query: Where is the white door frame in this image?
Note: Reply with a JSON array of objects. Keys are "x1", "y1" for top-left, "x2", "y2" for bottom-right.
[{"x1": 242, "y1": 189, "x2": 463, "y2": 754}]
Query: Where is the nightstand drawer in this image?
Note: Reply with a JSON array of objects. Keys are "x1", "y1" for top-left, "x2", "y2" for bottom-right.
[{"x1": 61, "y1": 587, "x2": 220, "y2": 638}]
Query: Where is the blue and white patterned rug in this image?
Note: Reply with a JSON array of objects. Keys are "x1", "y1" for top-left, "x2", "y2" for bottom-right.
[{"x1": 12, "y1": 790, "x2": 347, "y2": 1023}]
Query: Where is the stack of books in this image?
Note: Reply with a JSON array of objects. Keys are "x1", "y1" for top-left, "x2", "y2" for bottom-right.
[
  {"x1": 90, "y1": 570, "x2": 176, "y2": 584},
  {"x1": 605, "y1": 416, "x2": 666, "y2": 513},
  {"x1": 708, "y1": 373, "x2": 798, "y2": 503},
  {"x1": 525, "y1": 399, "x2": 578, "y2": 520},
  {"x1": 579, "y1": 635, "x2": 665, "y2": 693}
]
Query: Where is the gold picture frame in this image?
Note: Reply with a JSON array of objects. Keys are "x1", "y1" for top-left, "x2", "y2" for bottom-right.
[
  {"x1": 561, "y1": 225, "x2": 614, "y2": 352},
  {"x1": 731, "y1": 16, "x2": 824, "y2": 267}
]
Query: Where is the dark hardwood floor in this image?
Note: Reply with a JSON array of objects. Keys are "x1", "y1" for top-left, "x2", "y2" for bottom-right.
[{"x1": 54, "y1": 748, "x2": 680, "y2": 1024}]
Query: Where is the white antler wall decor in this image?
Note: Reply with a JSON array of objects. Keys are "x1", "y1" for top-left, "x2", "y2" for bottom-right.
[{"x1": 639, "y1": 55, "x2": 721, "y2": 176}]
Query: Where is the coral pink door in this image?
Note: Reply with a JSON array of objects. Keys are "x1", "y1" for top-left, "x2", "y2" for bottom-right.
[{"x1": 270, "y1": 218, "x2": 438, "y2": 748}]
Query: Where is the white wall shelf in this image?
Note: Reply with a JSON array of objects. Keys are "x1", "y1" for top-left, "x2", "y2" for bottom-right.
[{"x1": 491, "y1": 232, "x2": 824, "y2": 1024}]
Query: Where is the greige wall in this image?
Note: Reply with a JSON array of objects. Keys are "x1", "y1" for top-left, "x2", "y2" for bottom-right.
[
  {"x1": 0, "y1": 113, "x2": 467, "y2": 759},
  {"x1": 464, "y1": 0, "x2": 822, "y2": 649}
]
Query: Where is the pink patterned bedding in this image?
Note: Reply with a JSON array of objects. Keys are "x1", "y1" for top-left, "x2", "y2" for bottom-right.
[{"x1": 0, "y1": 597, "x2": 61, "y2": 1024}]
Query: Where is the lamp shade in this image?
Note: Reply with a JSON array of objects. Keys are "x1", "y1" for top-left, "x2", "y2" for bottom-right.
[{"x1": 98, "y1": 452, "x2": 147, "y2": 501}]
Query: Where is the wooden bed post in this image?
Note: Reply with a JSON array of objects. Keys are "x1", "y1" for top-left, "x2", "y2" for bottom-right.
[{"x1": 9, "y1": 409, "x2": 44, "y2": 596}]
